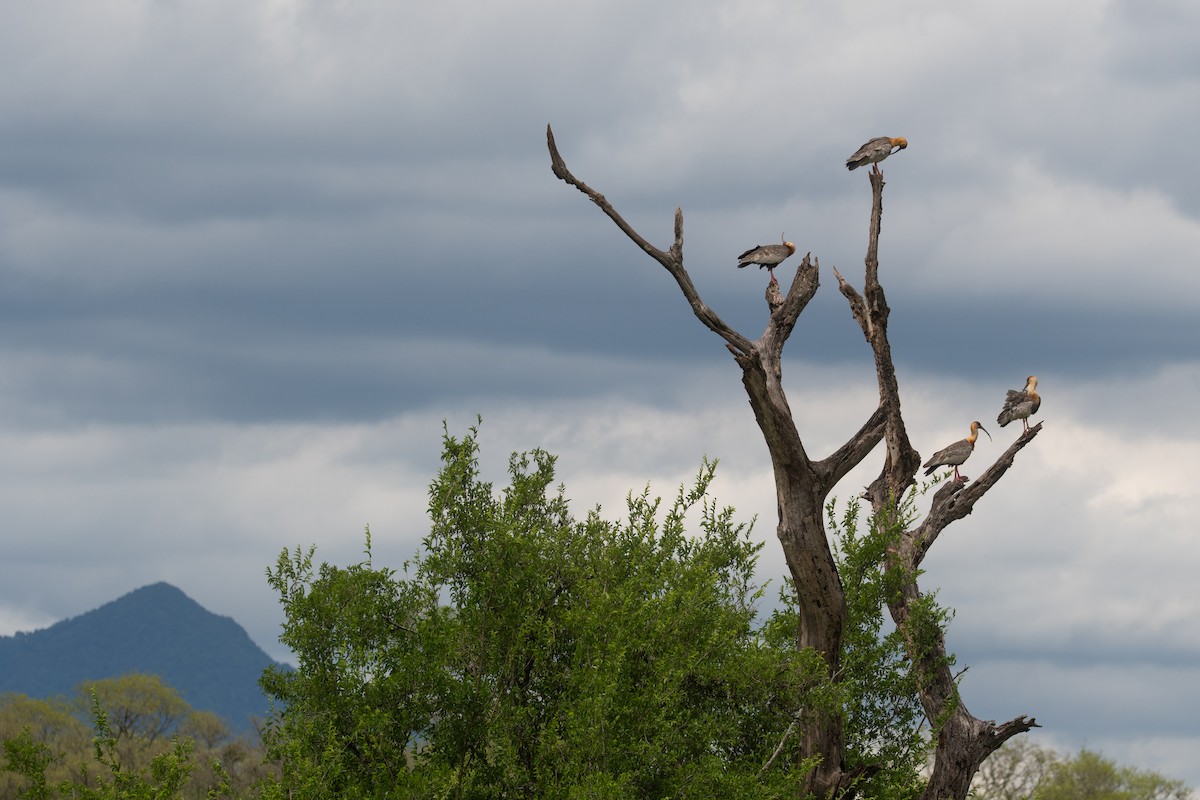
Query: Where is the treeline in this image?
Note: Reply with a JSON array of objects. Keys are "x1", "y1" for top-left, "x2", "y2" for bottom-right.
[
  {"x1": 0, "y1": 674, "x2": 275, "y2": 798},
  {"x1": 3, "y1": 675, "x2": 1187, "y2": 800},
  {"x1": 972, "y1": 739, "x2": 1191, "y2": 800}
]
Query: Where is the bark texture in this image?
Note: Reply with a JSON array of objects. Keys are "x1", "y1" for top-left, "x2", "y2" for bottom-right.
[{"x1": 546, "y1": 126, "x2": 1038, "y2": 799}]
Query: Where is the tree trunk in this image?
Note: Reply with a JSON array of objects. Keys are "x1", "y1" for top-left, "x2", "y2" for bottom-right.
[{"x1": 734, "y1": 320, "x2": 853, "y2": 797}]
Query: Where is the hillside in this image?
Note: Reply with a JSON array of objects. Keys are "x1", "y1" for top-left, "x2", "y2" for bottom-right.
[{"x1": 0, "y1": 582, "x2": 284, "y2": 733}]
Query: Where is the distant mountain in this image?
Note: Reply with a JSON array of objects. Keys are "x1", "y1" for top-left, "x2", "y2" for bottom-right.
[{"x1": 0, "y1": 582, "x2": 285, "y2": 733}]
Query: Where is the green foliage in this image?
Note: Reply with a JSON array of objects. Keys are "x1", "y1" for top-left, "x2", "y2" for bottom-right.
[
  {"x1": 972, "y1": 739, "x2": 1192, "y2": 800},
  {"x1": 762, "y1": 492, "x2": 937, "y2": 800},
  {"x1": 0, "y1": 676, "x2": 273, "y2": 799},
  {"x1": 3, "y1": 727, "x2": 56, "y2": 800},
  {"x1": 77, "y1": 690, "x2": 197, "y2": 799},
  {"x1": 83, "y1": 675, "x2": 194, "y2": 746},
  {"x1": 973, "y1": 738, "x2": 1058, "y2": 800},
  {"x1": 1, "y1": 691, "x2": 195, "y2": 799},
  {"x1": 1039, "y1": 748, "x2": 1190, "y2": 800},
  {"x1": 831, "y1": 495, "x2": 932, "y2": 799},
  {"x1": 261, "y1": 423, "x2": 813, "y2": 798}
]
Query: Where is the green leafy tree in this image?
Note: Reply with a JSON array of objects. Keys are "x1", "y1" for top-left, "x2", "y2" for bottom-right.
[
  {"x1": 972, "y1": 738, "x2": 1057, "y2": 800},
  {"x1": 86, "y1": 675, "x2": 190, "y2": 744},
  {"x1": 2, "y1": 692, "x2": 197, "y2": 800},
  {"x1": 76, "y1": 691, "x2": 198, "y2": 800},
  {"x1": 1040, "y1": 748, "x2": 1190, "y2": 800},
  {"x1": 971, "y1": 741, "x2": 1191, "y2": 800},
  {"x1": 1, "y1": 677, "x2": 273, "y2": 799},
  {"x1": 260, "y1": 424, "x2": 949, "y2": 799},
  {"x1": 0, "y1": 694, "x2": 92, "y2": 795},
  {"x1": 3, "y1": 728, "x2": 57, "y2": 800}
]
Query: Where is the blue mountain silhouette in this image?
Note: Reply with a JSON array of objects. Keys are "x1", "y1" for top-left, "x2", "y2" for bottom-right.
[{"x1": 0, "y1": 582, "x2": 284, "y2": 733}]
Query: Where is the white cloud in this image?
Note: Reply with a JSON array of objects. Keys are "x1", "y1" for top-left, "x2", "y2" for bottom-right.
[
  {"x1": 0, "y1": 605, "x2": 57, "y2": 637},
  {"x1": 911, "y1": 166, "x2": 1200, "y2": 310},
  {"x1": 975, "y1": 665, "x2": 1200, "y2": 788}
]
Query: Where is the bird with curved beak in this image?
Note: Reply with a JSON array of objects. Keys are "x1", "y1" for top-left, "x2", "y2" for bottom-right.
[
  {"x1": 997, "y1": 375, "x2": 1040, "y2": 432},
  {"x1": 737, "y1": 234, "x2": 796, "y2": 286},
  {"x1": 923, "y1": 420, "x2": 991, "y2": 484},
  {"x1": 846, "y1": 136, "x2": 908, "y2": 175}
]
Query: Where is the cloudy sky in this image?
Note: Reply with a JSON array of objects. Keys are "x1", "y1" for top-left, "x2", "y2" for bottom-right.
[{"x1": 2, "y1": 0, "x2": 1198, "y2": 786}]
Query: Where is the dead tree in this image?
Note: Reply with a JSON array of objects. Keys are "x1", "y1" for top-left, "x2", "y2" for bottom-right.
[{"x1": 546, "y1": 124, "x2": 1040, "y2": 800}]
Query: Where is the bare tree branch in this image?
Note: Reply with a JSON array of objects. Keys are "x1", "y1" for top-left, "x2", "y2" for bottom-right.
[
  {"x1": 913, "y1": 423, "x2": 1043, "y2": 564},
  {"x1": 758, "y1": 712, "x2": 802, "y2": 778},
  {"x1": 765, "y1": 254, "x2": 821, "y2": 354},
  {"x1": 815, "y1": 403, "x2": 887, "y2": 490},
  {"x1": 546, "y1": 125, "x2": 754, "y2": 357},
  {"x1": 835, "y1": 173, "x2": 922, "y2": 499}
]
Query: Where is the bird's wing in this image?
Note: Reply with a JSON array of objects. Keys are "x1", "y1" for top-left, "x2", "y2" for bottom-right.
[
  {"x1": 846, "y1": 137, "x2": 894, "y2": 170},
  {"x1": 924, "y1": 439, "x2": 965, "y2": 468},
  {"x1": 738, "y1": 244, "x2": 788, "y2": 265},
  {"x1": 997, "y1": 393, "x2": 1038, "y2": 425},
  {"x1": 848, "y1": 137, "x2": 888, "y2": 162},
  {"x1": 998, "y1": 390, "x2": 1034, "y2": 418}
]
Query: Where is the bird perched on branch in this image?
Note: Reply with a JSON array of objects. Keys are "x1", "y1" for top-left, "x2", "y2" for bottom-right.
[
  {"x1": 923, "y1": 420, "x2": 990, "y2": 484},
  {"x1": 737, "y1": 235, "x2": 796, "y2": 285},
  {"x1": 846, "y1": 136, "x2": 908, "y2": 174},
  {"x1": 997, "y1": 375, "x2": 1040, "y2": 432}
]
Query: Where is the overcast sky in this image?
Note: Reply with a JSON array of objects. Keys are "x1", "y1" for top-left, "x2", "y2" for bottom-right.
[{"x1": 2, "y1": 0, "x2": 1198, "y2": 787}]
